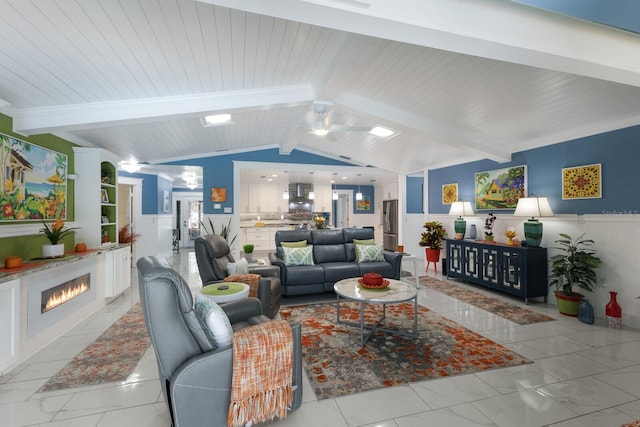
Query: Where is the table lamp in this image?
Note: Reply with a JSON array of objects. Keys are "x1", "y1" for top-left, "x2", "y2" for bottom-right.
[
  {"x1": 449, "y1": 201, "x2": 474, "y2": 239},
  {"x1": 513, "y1": 196, "x2": 554, "y2": 246}
]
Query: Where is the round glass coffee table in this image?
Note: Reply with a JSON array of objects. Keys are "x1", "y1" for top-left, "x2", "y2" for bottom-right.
[{"x1": 334, "y1": 277, "x2": 418, "y2": 347}]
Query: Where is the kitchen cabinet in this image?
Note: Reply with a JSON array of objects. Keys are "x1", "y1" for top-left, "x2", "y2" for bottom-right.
[
  {"x1": 105, "y1": 246, "x2": 131, "y2": 297},
  {"x1": 313, "y1": 184, "x2": 332, "y2": 212},
  {"x1": 245, "y1": 183, "x2": 288, "y2": 213},
  {"x1": 446, "y1": 239, "x2": 548, "y2": 304}
]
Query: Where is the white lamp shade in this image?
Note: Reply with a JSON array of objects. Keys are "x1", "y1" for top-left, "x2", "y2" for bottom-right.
[
  {"x1": 513, "y1": 197, "x2": 554, "y2": 218},
  {"x1": 448, "y1": 201, "x2": 474, "y2": 217}
]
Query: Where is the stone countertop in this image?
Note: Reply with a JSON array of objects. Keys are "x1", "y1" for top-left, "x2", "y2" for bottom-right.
[{"x1": 0, "y1": 244, "x2": 129, "y2": 283}]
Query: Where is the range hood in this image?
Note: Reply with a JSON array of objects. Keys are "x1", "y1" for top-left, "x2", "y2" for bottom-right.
[{"x1": 288, "y1": 183, "x2": 314, "y2": 211}]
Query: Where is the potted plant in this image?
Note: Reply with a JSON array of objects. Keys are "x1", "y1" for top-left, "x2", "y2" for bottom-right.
[
  {"x1": 549, "y1": 233, "x2": 601, "y2": 316},
  {"x1": 40, "y1": 219, "x2": 78, "y2": 258},
  {"x1": 484, "y1": 212, "x2": 496, "y2": 241},
  {"x1": 243, "y1": 243, "x2": 254, "y2": 262},
  {"x1": 419, "y1": 221, "x2": 446, "y2": 265}
]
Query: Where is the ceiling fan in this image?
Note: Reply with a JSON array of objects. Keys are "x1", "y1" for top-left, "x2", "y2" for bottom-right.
[{"x1": 293, "y1": 101, "x2": 373, "y2": 141}]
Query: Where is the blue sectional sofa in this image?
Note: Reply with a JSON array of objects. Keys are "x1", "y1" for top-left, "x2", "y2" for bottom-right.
[{"x1": 268, "y1": 228, "x2": 402, "y2": 296}]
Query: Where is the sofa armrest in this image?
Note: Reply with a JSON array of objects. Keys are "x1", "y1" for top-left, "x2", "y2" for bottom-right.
[
  {"x1": 249, "y1": 265, "x2": 280, "y2": 279},
  {"x1": 221, "y1": 297, "x2": 263, "y2": 323},
  {"x1": 268, "y1": 253, "x2": 286, "y2": 282},
  {"x1": 383, "y1": 251, "x2": 403, "y2": 280}
]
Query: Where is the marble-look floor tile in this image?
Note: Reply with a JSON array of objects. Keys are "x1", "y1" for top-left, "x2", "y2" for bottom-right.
[
  {"x1": 514, "y1": 335, "x2": 594, "y2": 358},
  {"x1": 536, "y1": 376, "x2": 636, "y2": 415},
  {"x1": 395, "y1": 403, "x2": 498, "y2": 426},
  {"x1": 410, "y1": 374, "x2": 500, "y2": 409},
  {"x1": 547, "y1": 407, "x2": 635, "y2": 426},
  {"x1": 478, "y1": 326, "x2": 540, "y2": 344},
  {"x1": 0, "y1": 378, "x2": 47, "y2": 404},
  {"x1": 474, "y1": 364, "x2": 559, "y2": 394},
  {"x1": 578, "y1": 340, "x2": 640, "y2": 369},
  {"x1": 567, "y1": 327, "x2": 640, "y2": 347},
  {"x1": 52, "y1": 381, "x2": 161, "y2": 421},
  {"x1": 96, "y1": 402, "x2": 171, "y2": 427},
  {"x1": 593, "y1": 364, "x2": 640, "y2": 397},
  {"x1": 8, "y1": 359, "x2": 70, "y2": 383},
  {"x1": 534, "y1": 353, "x2": 610, "y2": 381},
  {"x1": 335, "y1": 385, "x2": 430, "y2": 426},
  {"x1": 32, "y1": 413, "x2": 103, "y2": 427},
  {"x1": 472, "y1": 389, "x2": 578, "y2": 427},
  {"x1": 270, "y1": 398, "x2": 348, "y2": 427},
  {"x1": 0, "y1": 394, "x2": 72, "y2": 426},
  {"x1": 616, "y1": 399, "x2": 640, "y2": 420}
]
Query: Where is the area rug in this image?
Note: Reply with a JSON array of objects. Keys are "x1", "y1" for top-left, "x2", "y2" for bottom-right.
[
  {"x1": 279, "y1": 301, "x2": 531, "y2": 400},
  {"x1": 39, "y1": 302, "x2": 151, "y2": 392},
  {"x1": 417, "y1": 276, "x2": 556, "y2": 325}
]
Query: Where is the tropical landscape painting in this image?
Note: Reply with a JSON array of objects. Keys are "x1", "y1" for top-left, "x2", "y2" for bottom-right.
[
  {"x1": 0, "y1": 132, "x2": 68, "y2": 221},
  {"x1": 474, "y1": 165, "x2": 526, "y2": 210}
]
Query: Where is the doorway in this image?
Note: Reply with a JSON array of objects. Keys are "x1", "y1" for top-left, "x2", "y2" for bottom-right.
[
  {"x1": 333, "y1": 191, "x2": 351, "y2": 229},
  {"x1": 174, "y1": 193, "x2": 203, "y2": 249}
]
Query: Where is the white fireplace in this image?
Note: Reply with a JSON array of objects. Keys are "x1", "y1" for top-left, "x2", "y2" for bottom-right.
[{"x1": 27, "y1": 261, "x2": 97, "y2": 337}]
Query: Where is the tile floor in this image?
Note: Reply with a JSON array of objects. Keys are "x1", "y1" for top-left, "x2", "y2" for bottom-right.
[{"x1": 1, "y1": 250, "x2": 640, "y2": 427}]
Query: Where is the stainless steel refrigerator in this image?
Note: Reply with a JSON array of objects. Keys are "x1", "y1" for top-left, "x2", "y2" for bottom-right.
[{"x1": 382, "y1": 199, "x2": 398, "y2": 251}]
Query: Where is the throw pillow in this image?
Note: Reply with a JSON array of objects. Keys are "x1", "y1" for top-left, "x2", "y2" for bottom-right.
[
  {"x1": 353, "y1": 238, "x2": 375, "y2": 246},
  {"x1": 227, "y1": 262, "x2": 237, "y2": 275},
  {"x1": 194, "y1": 299, "x2": 233, "y2": 348},
  {"x1": 355, "y1": 243, "x2": 384, "y2": 262},
  {"x1": 281, "y1": 240, "x2": 307, "y2": 248},
  {"x1": 282, "y1": 245, "x2": 314, "y2": 266},
  {"x1": 236, "y1": 258, "x2": 249, "y2": 274}
]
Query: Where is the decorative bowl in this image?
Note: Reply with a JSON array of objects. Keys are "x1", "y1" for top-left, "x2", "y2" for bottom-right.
[
  {"x1": 362, "y1": 272, "x2": 383, "y2": 286},
  {"x1": 358, "y1": 278, "x2": 390, "y2": 289}
]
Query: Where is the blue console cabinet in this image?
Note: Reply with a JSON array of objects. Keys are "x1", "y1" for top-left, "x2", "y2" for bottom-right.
[{"x1": 445, "y1": 239, "x2": 548, "y2": 304}]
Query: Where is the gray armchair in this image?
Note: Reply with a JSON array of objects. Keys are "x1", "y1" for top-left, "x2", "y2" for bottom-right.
[
  {"x1": 136, "y1": 256, "x2": 302, "y2": 427},
  {"x1": 194, "y1": 234, "x2": 281, "y2": 318}
]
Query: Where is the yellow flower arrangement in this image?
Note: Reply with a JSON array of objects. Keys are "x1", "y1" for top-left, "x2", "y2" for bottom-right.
[{"x1": 314, "y1": 215, "x2": 327, "y2": 229}]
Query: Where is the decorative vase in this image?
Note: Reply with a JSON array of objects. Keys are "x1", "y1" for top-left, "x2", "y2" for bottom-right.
[
  {"x1": 469, "y1": 224, "x2": 477, "y2": 240},
  {"x1": 606, "y1": 291, "x2": 622, "y2": 329},
  {"x1": 42, "y1": 243, "x2": 64, "y2": 258},
  {"x1": 578, "y1": 298, "x2": 594, "y2": 325},
  {"x1": 454, "y1": 218, "x2": 466, "y2": 240},
  {"x1": 484, "y1": 234, "x2": 494, "y2": 242}
]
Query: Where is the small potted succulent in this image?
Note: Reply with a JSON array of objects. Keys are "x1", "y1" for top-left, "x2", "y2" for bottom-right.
[{"x1": 243, "y1": 243, "x2": 255, "y2": 262}]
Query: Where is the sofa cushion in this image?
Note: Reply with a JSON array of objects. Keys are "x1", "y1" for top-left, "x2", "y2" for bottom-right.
[
  {"x1": 194, "y1": 299, "x2": 233, "y2": 348},
  {"x1": 284, "y1": 264, "x2": 325, "y2": 285},
  {"x1": 283, "y1": 245, "x2": 314, "y2": 266},
  {"x1": 322, "y1": 262, "x2": 361, "y2": 283},
  {"x1": 281, "y1": 240, "x2": 307, "y2": 248},
  {"x1": 314, "y1": 244, "x2": 347, "y2": 263},
  {"x1": 358, "y1": 261, "x2": 395, "y2": 278},
  {"x1": 355, "y1": 243, "x2": 384, "y2": 262}
]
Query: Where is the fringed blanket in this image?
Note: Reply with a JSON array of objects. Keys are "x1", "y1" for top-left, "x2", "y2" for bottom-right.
[
  {"x1": 228, "y1": 320, "x2": 293, "y2": 427},
  {"x1": 225, "y1": 273, "x2": 261, "y2": 298}
]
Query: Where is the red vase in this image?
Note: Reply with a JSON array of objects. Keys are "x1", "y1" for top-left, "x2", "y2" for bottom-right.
[{"x1": 605, "y1": 291, "x2": 622, "y2": 329}]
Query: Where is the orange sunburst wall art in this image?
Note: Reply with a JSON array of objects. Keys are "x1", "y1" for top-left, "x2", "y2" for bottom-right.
[{"x1": 211, "y1": 187, "x2": 227, "y2": 202}]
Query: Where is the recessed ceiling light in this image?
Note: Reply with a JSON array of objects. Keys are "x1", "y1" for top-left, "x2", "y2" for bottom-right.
[
  {"x1": 369, "y1": 126, "x2": 395, "y2": 138},
  {"x1": 201, "y1": 113, "x2": 233, "y2": 127}
]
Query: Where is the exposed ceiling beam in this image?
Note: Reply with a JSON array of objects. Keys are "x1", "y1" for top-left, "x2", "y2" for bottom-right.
[
  {"x1": 200, "y1": 0, "x2": 640, "y2": 87},
  {"x1": 12, "y1": 85, "x2": 314, "y2": 134},
  {"x1": 335, "y1": 91, "x2": 512, "y2": 163}
]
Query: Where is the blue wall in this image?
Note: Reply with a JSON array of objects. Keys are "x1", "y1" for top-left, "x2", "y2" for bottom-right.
[
  {"x1": 428, "y1": 125, "x2": 640, "y2": 216},
  {"x1": 120, "y1": 171, "x2": 174, "y2": 215},
  {"x1": 332, "y1": 184, "x2": 375, "y2": 214},
  {"x1": 167, "y1": 148, "x2": 352, "y2": 214},
  {"x1": 406, "y1": 176, "x2": 424, "y2": 213}
]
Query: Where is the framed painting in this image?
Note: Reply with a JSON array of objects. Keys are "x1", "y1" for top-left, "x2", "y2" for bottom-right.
[
  {"x1": 211, "y1": 187, "x2": 226, "y2": 202},
  {"x1": 442, "y1": 183, "x2": 458, "y2": 205},
  {"x1": 356, "y1": 196, "x2": 371, "y2": 211},
  {"x1": 562, "y1": 163, "x2": 602, "y2": 199},
  {"x1": 0, "y1": 132, "x2": 69, "y2": 221},
  {"x1": 100, "y1": 189, "x2": 109, "y2": 203},
  {"x1": 474, "y1": 165, "x2": 526, "y2": 210}
]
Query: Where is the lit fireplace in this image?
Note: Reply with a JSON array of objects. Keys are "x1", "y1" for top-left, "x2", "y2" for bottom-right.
[{"x1": 41, "y1": 273, "x2": 91, "y2": 314}]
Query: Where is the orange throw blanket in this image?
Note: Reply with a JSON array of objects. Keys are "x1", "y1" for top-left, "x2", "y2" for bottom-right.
[
  {"x1": 225, "y1": 273, "x2": 261, "y2": 298},
  {"x1": 228, "y1": 320, "x2": 293, "y2": 427}
]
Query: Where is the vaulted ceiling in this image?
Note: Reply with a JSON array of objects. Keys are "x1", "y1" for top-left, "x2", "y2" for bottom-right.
[{"x1": 1, "y1": 0, "x2": 639, "y2": 182}]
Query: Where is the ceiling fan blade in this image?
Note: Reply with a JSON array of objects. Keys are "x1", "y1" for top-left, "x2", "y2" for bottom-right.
[{"x1": 328, "y1": 124, "x2": 373, "y2": 133}]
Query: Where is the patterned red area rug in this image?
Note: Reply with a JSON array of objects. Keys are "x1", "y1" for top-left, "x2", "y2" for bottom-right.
[
  {"x1": 280, "y1": 301, "x2": 531, "y2": 400},
  {"x1": 39, "y1": 302, "x2": 150, "y2": 392},
  {"x1": 418, "y1": 276, "x2": 556, "y2": 325}
]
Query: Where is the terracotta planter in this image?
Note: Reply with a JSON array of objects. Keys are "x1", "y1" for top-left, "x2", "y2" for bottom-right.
[
  {"x1": 425, "y1": 248, "x2": 441, "y2": 262},
  {"x1": 554, "y1": 291, "x2": 583, "y2": 317}
]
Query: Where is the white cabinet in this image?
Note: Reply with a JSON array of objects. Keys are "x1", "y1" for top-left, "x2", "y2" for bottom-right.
[
  {"x1": 245, "y1": 228, "x2": 272, "y2": 251},
  {"x1": 105, "y1": 246, "x2": 131, "y2": 297},
  {"x1": 239, "y1": 183, "x2": 250, "y2": 212},
  {"x1": 313, "y1": 184, "x2": 332, "y2": 212},
  {"x1": 245, "y1": 183, "x2": 287, "y2": 213},
  {"x1": 0, "y1": 278, "x2": 19, "y2": 373}
]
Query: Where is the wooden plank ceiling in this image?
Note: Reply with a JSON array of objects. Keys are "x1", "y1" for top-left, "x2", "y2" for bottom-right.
[{"x1": 0, "y1": 0, "x2": 639, "y2": 182}]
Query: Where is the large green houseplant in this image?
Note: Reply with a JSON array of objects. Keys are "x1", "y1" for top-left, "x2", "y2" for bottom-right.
[
  {"x1": 419, "y1": 221, "x2": 447, "y2": 267},
  {"x1": 549, "y1": 233, "x2": 601, "y2": 316}
]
